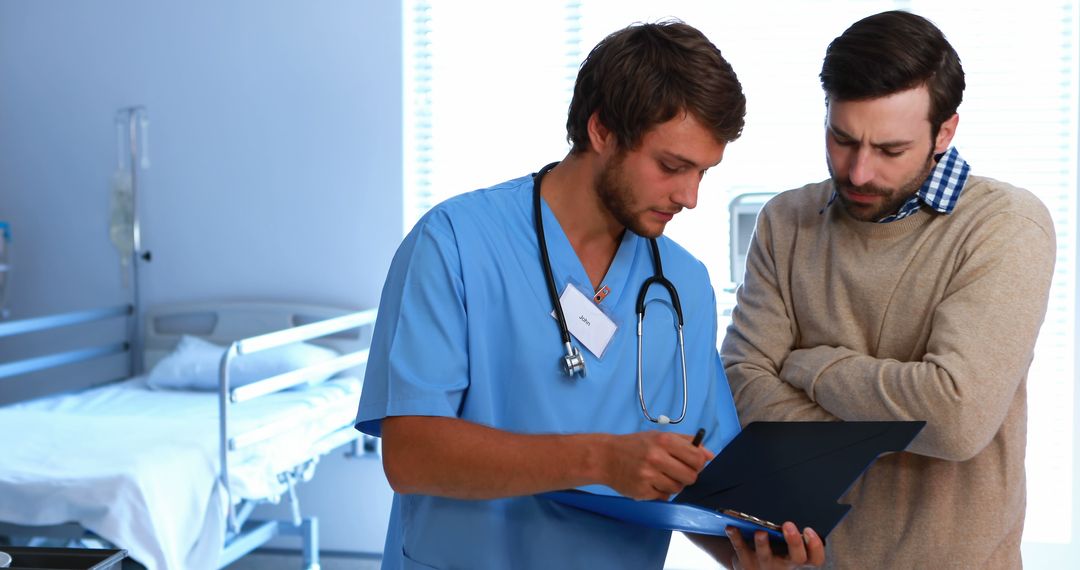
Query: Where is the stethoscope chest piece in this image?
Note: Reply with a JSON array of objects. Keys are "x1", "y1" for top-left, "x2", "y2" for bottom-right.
[{"x1": 562, "y1": 342, "x2": 586, "y2": 377}]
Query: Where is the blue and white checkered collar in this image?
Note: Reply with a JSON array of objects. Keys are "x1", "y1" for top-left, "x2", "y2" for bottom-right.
[{"x1": 822, "y1": 147, "x2": 971, "y2": 223}]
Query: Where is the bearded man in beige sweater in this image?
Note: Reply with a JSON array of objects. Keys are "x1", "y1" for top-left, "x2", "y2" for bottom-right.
[{"x1": 721, "y1": 10, "x2": 1055, "y2": 569}]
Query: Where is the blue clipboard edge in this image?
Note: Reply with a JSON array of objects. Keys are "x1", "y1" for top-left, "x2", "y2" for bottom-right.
[{"x1": 542, "y1": 489, "x2": 785, "y2": 539}]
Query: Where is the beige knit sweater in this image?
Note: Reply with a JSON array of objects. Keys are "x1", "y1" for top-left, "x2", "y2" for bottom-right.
[{"x1": 721, "y1": 176, "x2": 1055, "y2": 569}]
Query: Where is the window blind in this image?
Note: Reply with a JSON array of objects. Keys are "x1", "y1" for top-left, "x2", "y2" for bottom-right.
[{"x1": 402, "y1": 0, "x2": 582, "y2": 229}]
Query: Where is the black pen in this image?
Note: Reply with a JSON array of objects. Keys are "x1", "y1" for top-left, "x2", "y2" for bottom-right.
[{"x1": 692, "y1": 428, "x2": 706, "y2": 447}]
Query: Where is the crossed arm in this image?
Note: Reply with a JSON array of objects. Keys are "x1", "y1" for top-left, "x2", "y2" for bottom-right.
[{"x1": 723, "y1": 203, "x2": 1056, "y2": 460}]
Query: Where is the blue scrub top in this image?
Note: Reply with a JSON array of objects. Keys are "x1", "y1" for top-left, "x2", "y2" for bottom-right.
[{"x1": 356, "y1": 172, "x2": 740, "y2": 570}]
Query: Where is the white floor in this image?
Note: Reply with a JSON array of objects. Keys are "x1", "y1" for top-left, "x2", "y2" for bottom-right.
[{"x1": 665, "y1": 532, "x2": 720, "y2": 569}]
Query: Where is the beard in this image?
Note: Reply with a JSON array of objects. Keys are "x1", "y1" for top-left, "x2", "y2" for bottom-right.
[
  {"x1": 830, "y1": 150, "x2": 936, "y2": 222},
  {"x1": 596, "y1": 151, "x2": 665, "y2": 238}
]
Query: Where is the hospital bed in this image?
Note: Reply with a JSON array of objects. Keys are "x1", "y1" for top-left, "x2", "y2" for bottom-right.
[{"x1": 0, "y1": 302, "x2": 377, "y2": 570}]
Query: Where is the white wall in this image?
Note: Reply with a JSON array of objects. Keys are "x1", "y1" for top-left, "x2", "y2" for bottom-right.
[{"x1": 0, "y1": 0, "x2": 401, "y2": 555}]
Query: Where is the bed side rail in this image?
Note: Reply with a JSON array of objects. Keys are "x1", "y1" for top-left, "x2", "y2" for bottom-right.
[
  {"x1": 222, "y1": 308, "x2": 377, "y2": 402},
  {"x1": 228, "y1": 349, "x2": 370, "y2": 404},
  {"x1": 217, "y1": 307, "x2": 377, "y2": 533},
  {"x1": 0, "y1": 305, "x2": 132, "y2": 381},
  {"x1": 227, "y1": 406, "x2": 356, "y2": 452}
]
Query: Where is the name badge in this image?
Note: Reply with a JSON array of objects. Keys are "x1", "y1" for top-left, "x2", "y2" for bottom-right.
[{"x1": 552, "y1": 284, "x2": 617, "y2": 359}]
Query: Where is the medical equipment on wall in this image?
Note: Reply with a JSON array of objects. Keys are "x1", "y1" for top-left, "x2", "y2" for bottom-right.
[
  {"x1": 111, "y1": 106, "x2": 151, "y2": 375},
  {"x1": 0, "y1": 221, "x2": 10, "y2": 319},
  {"x1": 532, "y1": 162, "x2": 689, "y2": 425},
  {"x1": 728, "y1": 192, "x2": 773, "y2": 286}
]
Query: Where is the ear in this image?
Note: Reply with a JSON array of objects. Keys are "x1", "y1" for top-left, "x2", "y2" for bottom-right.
[
  {"x1": 934, "y1": 113, "x2": 959, "y2": 154},
  {"x1": 587, "y1": 112, "x2": 616, "y2": 155}
]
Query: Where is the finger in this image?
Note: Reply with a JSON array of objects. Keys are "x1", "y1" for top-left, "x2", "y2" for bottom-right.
[
  {"x1": 725, "y1": 526, "x2": 753, "y2": 569},
  {"x1": 647, "y1": 483, "x2": 678, "y2": 500},
  {"x1": 622, "y1": 451, "x2": 692, "y2": 497},
  {"x1": 654, "y1": 468, "x2": 695, "y2": 497},
  {"x1": 753, "y1": 530, "x2": 772, "y2": 566},
  {"x1": 803, "y1": 527, "x2": 826, "y2": 566},
  {"x1": 628, "y1": 477, "x2": 677, "y2": 500},
  {"x1": 781, "y1": 521, "x2": 807, "y2": 563},
  {"x1": 665, "y1": 435, "x2": 712, "y2": 471},
  {"x1": 646, "y1": 449, "x2": 702, "y2": 488}
]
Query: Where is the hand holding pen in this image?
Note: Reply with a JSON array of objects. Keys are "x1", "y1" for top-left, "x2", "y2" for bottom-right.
[{"x1": 601, "y1": 427, "x2": 712, "y2": 501}]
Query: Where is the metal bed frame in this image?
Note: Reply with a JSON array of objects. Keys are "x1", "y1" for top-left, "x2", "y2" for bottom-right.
[{"x1": 0, "y1": 302, "x2": 378, "y2": 570}]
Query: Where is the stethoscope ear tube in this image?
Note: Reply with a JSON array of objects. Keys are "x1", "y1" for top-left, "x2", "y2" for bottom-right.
[
  {"x1": 636, "y1": 243, "x2": 688, "y2": 424},
  {"x1": 635, "y1": 275, "x2": 684, "y2": 326},
  {"x1": 635, "y1": 238, "x2": 684, "y2": 325},
  {"x1": 637, "y1": 313, "x2": 689, "y2": 425}
]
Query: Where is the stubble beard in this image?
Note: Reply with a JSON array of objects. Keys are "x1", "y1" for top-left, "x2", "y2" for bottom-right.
[
  {"x1": 831, "y1": 151, "x2": 936, "y2": 222},
  {"x1": 596, "y1": 152, "x2": 663, "y2": 238}
]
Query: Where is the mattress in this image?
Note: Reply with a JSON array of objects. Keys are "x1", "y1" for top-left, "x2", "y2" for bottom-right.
[{"x1": 0, "y1": 375, "x2": 362, "y2": 570}]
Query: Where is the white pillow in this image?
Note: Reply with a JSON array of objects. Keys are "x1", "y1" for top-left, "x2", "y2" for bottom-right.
[{"x1": 147, "y1": 334, "x2": 340, "y2": 391}]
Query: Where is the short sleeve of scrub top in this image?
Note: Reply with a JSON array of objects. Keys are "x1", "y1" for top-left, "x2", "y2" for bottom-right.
[{"x1": 356, "y1": 207, "x2": 468, "y2": 436}]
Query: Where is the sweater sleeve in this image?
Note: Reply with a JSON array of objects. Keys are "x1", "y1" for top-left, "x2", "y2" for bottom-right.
[
  {"x1": 782, "y1": 209, "x2": 1056, "y2": 461},
  {"x1": 721, "y1": 199, "x2": 839, "y2": 425}
]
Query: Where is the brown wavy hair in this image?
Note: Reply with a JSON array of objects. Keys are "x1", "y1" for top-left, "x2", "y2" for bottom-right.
[
  {"x1": 820, "y1": 10, "x2": 965, "y2": 139},
  {"x1": 566, "y1": 21, "x2": 746, "y2": 154}
]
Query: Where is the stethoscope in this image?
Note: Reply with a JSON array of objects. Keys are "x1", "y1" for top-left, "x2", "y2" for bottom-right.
[{"x1": 532, "y1": 162, "x2": 689, "y2": 425}]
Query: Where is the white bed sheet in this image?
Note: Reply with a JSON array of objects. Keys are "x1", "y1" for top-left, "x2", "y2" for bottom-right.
[{"x1": 0, "y1": 376, "x2": 362, "y2": 570}]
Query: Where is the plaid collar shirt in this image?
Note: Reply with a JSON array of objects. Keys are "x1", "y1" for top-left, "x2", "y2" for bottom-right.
[{"x1": 822, "y1": 147, "x2": 971, "y2": 222}]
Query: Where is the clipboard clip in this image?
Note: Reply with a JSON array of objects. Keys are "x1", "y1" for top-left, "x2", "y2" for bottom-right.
[{"x1": 721, "y1": 509, "x2": 783, "y2": 532}]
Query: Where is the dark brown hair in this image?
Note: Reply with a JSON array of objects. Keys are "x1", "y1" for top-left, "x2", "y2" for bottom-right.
[
  {"x1": 566, "y1": 21, "x2": 745, "y2": 154},
  {"x1": 820, "y1": 10, "x2": 965, "y2": 138}
]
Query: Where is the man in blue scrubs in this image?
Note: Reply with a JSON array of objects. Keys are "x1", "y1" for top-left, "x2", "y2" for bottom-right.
[{"x1": 356, "y1": 21, "x2": 825, "y2": 569}]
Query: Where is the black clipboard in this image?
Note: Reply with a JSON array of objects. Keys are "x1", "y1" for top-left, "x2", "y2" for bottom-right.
[{"x1": 544, "y1": 421, "x2": 924, "y2": 548}]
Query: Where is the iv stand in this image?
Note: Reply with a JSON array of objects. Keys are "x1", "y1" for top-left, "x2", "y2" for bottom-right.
[{"x1": 115, "y1": 106, "x2": 150, "y2": 376}]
